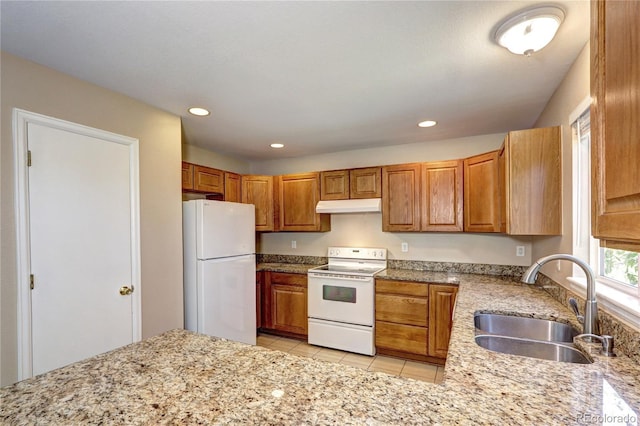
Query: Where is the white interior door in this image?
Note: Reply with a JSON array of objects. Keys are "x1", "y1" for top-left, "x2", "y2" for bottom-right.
[{"x1": 16, "y1": 111, "x2": 140, "y2": 377}]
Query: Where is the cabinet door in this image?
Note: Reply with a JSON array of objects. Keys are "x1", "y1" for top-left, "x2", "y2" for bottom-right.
[
  {"x1": 504, "y1": 127, "x2": 562, "y2": 235},
  {"x1": 271, "y1": 284, "x2": 307, "y2": 335},
  {"x1": 256, "y1": 272, "x2": 263, "y2": 329},
  {"x1": 241, "y1": 175, "x2": 275, "y2": 231},
  {"x1": 350, "y1": 167, "x2": 381, "y2": 199},
  {"x1": 193, "y1": 165, "x2": 224, "y2": 194},
  {"x1": 320, "y1": 170, "x2": 349, "y2": 200},
  {"x1": 463, "y1": 151, "x2": 501, "y2": 232},
  {"x1": 382, "y1": 164, "x2": 421, "y2": 231},
  {"x1": 224, "y1": 172, "x2": 242, "y2": 203},
  {"x1": 591, "y1": 0, "x2": 640, "y2": 245},
  {"x1": 263, "y1": 272, "x2": 308, "y2": 336},
  {"x1": 428, "y1": 284, "x2": 458, "y2": 359},
  {"x1": 182, "y1": 162, "x2": 194, "y2": 191},
  {"x1": 421, "y1": 160, "x2": 463, "y2": 232},
  {"x1": 279, "y1": 173, "x2": 330, "y2": 232}
]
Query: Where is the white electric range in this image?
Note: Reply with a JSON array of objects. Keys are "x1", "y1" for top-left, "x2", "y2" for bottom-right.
[{"x1": 307, "y1": 247, "x2": 387, "y2": 356}]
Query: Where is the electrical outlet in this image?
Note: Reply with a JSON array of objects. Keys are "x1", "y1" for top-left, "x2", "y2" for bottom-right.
[
  {"x1": 401, "y1": 242, "x2": 409, "y2": 253},
  {"x1": 291, "y1": 240, "x2": 297, "y2": 249},
  {"x1": 516, "y1": 246, "x2": 525, "y2": 257}
]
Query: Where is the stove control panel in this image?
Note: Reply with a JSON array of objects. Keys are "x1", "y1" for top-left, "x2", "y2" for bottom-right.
[{"x1": 327, "y1": 247, "x2": 387, "y2": 260}]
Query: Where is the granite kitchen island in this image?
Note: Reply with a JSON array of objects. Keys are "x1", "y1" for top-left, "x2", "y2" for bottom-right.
[{"x1": 2, "y1": 275, "x2": 639, "y2": 425}]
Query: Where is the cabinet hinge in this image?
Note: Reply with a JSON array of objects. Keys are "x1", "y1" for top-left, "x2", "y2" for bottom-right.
[
  {"x1": 27, "y1": 150, "x2": 32, "y2": 167},
  {"x1": 30, "y1": 274, "x2": 35, "y2": 290}
]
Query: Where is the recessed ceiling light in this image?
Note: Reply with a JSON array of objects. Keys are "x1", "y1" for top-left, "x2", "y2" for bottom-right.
[
  {"x1": 494, "y1": 6, "x2": 565, "y2": 56},
  {"x1": 270, "y1": 143, "x2": 285, "y2": 149},
  {"x1": 188, "y1": 107, "x2": 210, "y2": 116},
  {"x1": 418, "y1": 120, "x2": 437, "y2": 128}
]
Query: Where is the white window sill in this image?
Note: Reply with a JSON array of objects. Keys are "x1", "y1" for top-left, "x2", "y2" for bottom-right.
[{"x1": 566, "y1": 276, "x2": 640, "y2": 331}]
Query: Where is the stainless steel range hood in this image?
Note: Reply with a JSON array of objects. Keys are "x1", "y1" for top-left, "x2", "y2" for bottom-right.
[{"x1": 315, "y1": 198, "x2": 382, "y2": 214}]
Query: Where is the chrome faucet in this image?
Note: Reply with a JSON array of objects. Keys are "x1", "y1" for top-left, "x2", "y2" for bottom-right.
[{"x1": 521, "y1": 254, "x2": 600, "y2": 337}]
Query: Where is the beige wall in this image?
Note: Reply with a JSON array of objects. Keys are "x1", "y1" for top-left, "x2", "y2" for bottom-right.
[
  {"x1": 250, "y1": 133, "x2": 533, "y2": 265},
  {"x1": 532, "y1": 42, "x2": 590, "y2": 282},
  {"x1": 182, "y1": 143, "x2": 250, "y2": 174},
  {"x1": 1, "y1": 52, "x2": 184, "y2": 386},
  {"x1": 251, "y1": 133, "x2": 506, "y2": 175}
]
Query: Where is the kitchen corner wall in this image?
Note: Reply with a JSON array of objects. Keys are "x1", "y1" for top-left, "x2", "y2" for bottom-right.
[
  {"x1": 532, "y1": 41, "x2": 590, "y2": 284},
  {"x1": 1, "y1": 52, "x2": 184, "y2": 386},
  {"x1": 251, "y1": 133, "x2": 533, "y2": 266}
]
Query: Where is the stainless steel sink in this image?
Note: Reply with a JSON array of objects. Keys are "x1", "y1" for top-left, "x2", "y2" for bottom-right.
[
  {"x1": 474, "y1": 313, "x2": 578, "y2": 343},
  {"x1": 475, "y1": 335, "x2": 592, "y2": 364}
]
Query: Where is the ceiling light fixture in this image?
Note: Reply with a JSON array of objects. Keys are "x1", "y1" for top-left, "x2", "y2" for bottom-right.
[
  {"x1": 188, "y1": 107, "x2": 210, "y2": 116},
  {"x1": 494, "y1": 6, "x2": 565, "y2": 56},
  {"x1": 418, "y1": 120, "x2": 437, "y2": 128},
  {"x1": 270, "y1": 143, "x2": 284, "y2": 149}
]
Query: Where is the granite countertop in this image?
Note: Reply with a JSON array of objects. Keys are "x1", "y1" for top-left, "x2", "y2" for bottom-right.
[
  {"x1": 2, "y1": 272, "x2": 639, "y2": 424},
  {"x1": 256, "y1": 262, "x2": 318, "y2": 275}
]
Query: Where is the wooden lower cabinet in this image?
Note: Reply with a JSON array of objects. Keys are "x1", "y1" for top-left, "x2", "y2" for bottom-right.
[
  {"x1": 262, "y1": 271, "x2": 308, "y2": 337},
  {"x1": 256, "y1": 272, "x2": 263, "y2": 329},
  {"x1": 375, "y1": 279, "x2": 457, "y2": 362}
]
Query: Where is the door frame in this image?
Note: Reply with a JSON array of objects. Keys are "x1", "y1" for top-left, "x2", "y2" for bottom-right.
[{"x1": 13, "y1": 108, "x2": 142, "y2": 380}]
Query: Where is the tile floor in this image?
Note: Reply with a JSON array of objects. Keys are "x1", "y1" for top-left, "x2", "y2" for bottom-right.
[{"x1": 256, "y1": 334, "x2": 444, "y2": 384}]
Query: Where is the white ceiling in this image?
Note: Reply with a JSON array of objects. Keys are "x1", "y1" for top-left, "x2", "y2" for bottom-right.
[{"x1": 1, "y1": 1, "x2": 589, "y2": 161}]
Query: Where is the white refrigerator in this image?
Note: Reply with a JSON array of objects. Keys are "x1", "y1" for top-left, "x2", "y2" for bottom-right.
[{"x1": 183, "y1": 199, "x2": 256, "y2": 345}]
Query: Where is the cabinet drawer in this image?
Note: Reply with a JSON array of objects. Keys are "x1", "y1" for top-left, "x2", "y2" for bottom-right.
[
  {"x1": 375, "y1": 321, "x2": 427, "y2": 355},
  {"x1": 376, "y1": 279, "x2": 428, "y2": 297},
  {"x1": 270, "y1": 272, "x2": 307, "y2": 287},
  {"x1": 375, "y1": 294, "x2": 427, "y2": 326}
]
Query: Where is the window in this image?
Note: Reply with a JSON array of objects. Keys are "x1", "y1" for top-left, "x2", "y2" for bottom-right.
[{"x1": 571, "y1": 104, "x2": 640, "y2": 326}]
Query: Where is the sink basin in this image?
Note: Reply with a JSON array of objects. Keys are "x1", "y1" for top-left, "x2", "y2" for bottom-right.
[
  {"x1": 475, "y1": 335, "x2": 592, "y2": 364},
  {"x1": 474, "y1": 313, "x2": 578, "y2": 343}
]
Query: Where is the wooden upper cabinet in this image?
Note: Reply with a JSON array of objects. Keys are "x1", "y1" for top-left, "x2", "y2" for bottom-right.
[
  {"x1": 320, "y1": 167, "x2": 381, "y2": 200},
  {"x1": 224, "y1": 172, "x2": 241, "y2": 203},
  {"x1": 278, "y1": 173, "x2": 330, "y2": 232},
  {"x1": 591, "y1": 0, "x2": 640, "y2": 247},
  {"x1": 241, "y1": 175, "x2": 275, "y2": 231},
  {"x1": 382, "y1": 164, "x2": 421, "y2": 231},
  {"x1": 320, "y1": 170, "x2": 349, "y2": 200},
  {"x1": 350, "y1": 167, "x2": 382, "y2": 199},
  {"x1": 193, "y1": 165, "x2": 224, "y2": 194},
  {"x1": 182, "y1": 162, "x2": 194, "y2": 191},
  {"x1": 421, "y1": 160, "x2": 463, "y2": 232},
  {"x1": 503, "y1": 127, "x2": 562, "y2": 235},
  {"x1": 428, "y1": 284, "x2": 458, "y2": 359},
  {"x1": 464, "y1": 151, "x2": 501, "y2": 232}
]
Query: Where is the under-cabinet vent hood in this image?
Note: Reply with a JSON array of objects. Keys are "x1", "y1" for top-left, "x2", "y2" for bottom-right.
[{"x1": 315, "y1": 198, "x2": 382, "y2": 214}]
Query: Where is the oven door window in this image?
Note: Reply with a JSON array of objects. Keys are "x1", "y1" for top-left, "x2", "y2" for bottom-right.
[{"x1": 322, "y1": 285, "x2": 356, "y2": 303}]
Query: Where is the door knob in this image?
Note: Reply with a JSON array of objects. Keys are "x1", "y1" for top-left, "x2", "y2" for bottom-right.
[{"x1": 119, "y1": 285, "x2": 134, "y2": 296}]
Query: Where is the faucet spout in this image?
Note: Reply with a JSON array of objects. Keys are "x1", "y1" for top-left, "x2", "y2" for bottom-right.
[{"x1": 521, "y1": 254, "x2": 600, "y2": 336}]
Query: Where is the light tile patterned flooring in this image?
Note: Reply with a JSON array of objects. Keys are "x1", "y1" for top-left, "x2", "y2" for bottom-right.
[{"x1": 257, "y1": 334, "x2": 444, "y2": 384}]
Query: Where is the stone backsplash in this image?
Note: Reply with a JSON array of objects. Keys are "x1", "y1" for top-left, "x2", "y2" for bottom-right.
[
  {"x1": 257, "y1": 254, "x2": 526, "y2": 277},
  {"x1": 387, "y1": 260, "x2": 527, "y2": 277}
]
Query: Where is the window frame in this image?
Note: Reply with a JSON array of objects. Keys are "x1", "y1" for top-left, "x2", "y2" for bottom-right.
[{"x1": 569, "y1": 98, "x2": 640, "y2": 330}]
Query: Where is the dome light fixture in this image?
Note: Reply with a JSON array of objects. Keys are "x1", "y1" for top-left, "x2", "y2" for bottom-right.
[
  {"x1": 188, "y1": 107, "x2": 210, "y2": 116},
  {"x1": 270, "y1": 143, "x2": 285, "y2": 149},
  {"x1": 494, "y1": 6, "x2": 565, "y2": 56},
  {"x1": 418, "y1": 120, "x2": 437, "y2": 128}
]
